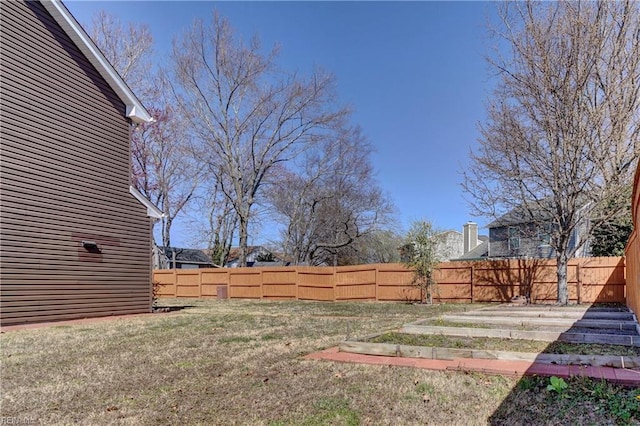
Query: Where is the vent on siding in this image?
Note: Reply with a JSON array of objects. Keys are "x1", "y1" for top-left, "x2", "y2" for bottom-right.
[{"x1": 82, "y1": 240, "x2": 101, "y2": 253}]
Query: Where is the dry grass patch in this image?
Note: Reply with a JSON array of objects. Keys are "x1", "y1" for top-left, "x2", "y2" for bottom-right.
[{"x1": 1, "y1": 299, "x2": 637, "y2": 425}]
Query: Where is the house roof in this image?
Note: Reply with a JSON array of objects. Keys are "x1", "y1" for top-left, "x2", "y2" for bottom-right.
[
  {"x1": 488, "y1": 198, "x2": 594, "y2": 229},
  {"x1": 487, "y1": 204, "x2": 553, "y2": 228},
  {"x1": 457, "y1": 240, "x2": 489, "y2": 260},
  {"x1": 42, "y1": 0, "x2": 152, "y2": 124},
  {"x1": 434, "y1": 230, "x2": 463, "y2": 238},
  {"x1": 226, "y1": 246, "x2": 269, "y2": 263},
  {"x1": 161, "y1": 247, "x2": 213, "y2": 265}
]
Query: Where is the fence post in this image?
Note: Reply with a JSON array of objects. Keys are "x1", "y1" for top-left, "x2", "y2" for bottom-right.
[
  {"x1": 375, "y1": 265, "x2": 379, "y2": 301},
  {"x1": 172, "y1": 269, "x2": 177, "y2": 297},
  {"x1": 260, "y1": 269, "x2": 264, "y2": 299},
  {"x1": 576, "y1": 263, "x2": 582, "y2": 304},
  {"x1": 470, "y1": 265, "x2": 474, "y2": 303},
  {"x1": 333, "y1": 267, "x2": 337, "y2": 302}
]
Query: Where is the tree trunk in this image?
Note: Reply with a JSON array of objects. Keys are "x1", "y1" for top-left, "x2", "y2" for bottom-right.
[
  {"x1": 162, "y1": 216, "x2": 172, "y2": 248},
  {"x1": 238, "y1": 215, "x2": 249, "y2": 267},
  {"x1": 556, "y1": 252, "x2": 569, "y2": 305}
]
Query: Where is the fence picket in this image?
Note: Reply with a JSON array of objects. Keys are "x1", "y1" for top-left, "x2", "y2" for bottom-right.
[{"x1": 154, "y1": 258, "x2": 626, "y2": 304}]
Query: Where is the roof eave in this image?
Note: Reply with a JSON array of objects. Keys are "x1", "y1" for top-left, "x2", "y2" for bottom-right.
[
  {"x1": 130, "y1": 186, "x2": 164, "y2": 219},
  {"x1": 42, "y1": 0, "x2": 153, "y2": 124}
]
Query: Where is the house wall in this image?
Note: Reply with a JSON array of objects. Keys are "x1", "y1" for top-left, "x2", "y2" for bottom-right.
[
  {"x1": 489, "y1": 218, "x2": 591, "y2": 259},
  {"x1": 626, "y1": 165, "x2": 640, "y2": 317},
  {"x1": 489, "y1": 223, "x2": 550, "y2": 258},
  {"x1": 434, "y1": 231, "x2": 463, "y2": 261},
  {"x1": 0, "y1": 1, "x2": 152, "y2": 325}
]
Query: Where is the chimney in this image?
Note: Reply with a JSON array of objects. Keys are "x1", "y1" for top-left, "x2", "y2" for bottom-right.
[{"x1": 463, "y1": 222, "x2": 478, "y2": 254}]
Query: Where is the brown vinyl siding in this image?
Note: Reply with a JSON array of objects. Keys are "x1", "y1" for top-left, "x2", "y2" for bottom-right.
[
  {"x1": 0, "y1": 1, "x2": 152, "y2": 325},
  {"x1": 626, "y1": 165, "x2": 640, "y2": 317}
]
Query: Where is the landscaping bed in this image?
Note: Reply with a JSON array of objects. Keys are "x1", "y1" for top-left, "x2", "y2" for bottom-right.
[
  {"x1": 340, "y1": 303, "x2": 640, "y2": 368},
  {"x1": 436, "y1": 315, "x2": 639, "y2": 331},
  {"x1": 417, "y1": 318, "x2": 640, "y2": 335},
  {"x1": 339, "y1": 331, "x2": 640, "y2": 368},
  {"x1": 368, "y1": 332, "x2": 640, "y2": 357}
]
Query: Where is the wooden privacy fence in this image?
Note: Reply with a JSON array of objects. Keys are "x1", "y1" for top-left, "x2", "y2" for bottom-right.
[
  {"x1": 626, "y1": 164, "x2": 640, "y2": 317},
  {"x1": 153, "y1": 257, "x2": 625, "y2": 304}
]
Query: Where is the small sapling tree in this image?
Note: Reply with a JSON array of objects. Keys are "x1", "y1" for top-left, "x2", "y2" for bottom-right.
[{"x1": 403, "y1": 220, "x2": 440, "y2": 304}]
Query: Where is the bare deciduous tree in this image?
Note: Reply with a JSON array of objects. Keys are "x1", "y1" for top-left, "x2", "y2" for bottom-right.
[
  {"x1": 132, "y1": 103, "x2": 200, "y2": 247},
  {"x1": 271, "y1": 125, "x2": 395, "y2": 266},
  {"x1": 186, "y1": 174, "x2": 238, "y2": 267},
  {"x1": 171, "y1": 12, "x2": 346, "y2": 266},
  {"x1": 90, "y1": 12, "x2": 200, "y2": 248},
  {"x1": 268, "y1": 168, "x2": 318, "y2": 265},
  {"x1": 89, "y1": 11, "x2": 154, "y2": 98},
  {"x1": 338, "y1": 229, "x2": 403, "y2": 265},
  {"x1": 464, "y1": 1, "x2": 640, "y2": 304}
]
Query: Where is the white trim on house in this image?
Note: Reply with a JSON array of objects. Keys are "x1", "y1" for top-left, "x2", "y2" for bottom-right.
[
  {"x1": 129, "y1": 186, "x2": 164, "y2": 219},
  {"x1": 41, "y1": 0, "x2": 153, "y2": 124}
]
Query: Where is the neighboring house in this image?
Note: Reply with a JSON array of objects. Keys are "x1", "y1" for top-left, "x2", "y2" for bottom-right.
[
  {"x1": 158, "y1": 247, "x2": 215, "y2": 269},
  {"x1": 433, "y1": 222, "x2": 488, "y2": 261},
  {"x1": 432, "y1": 230, "x2": 464, "y2": 261},
  {"x1": 0, "y1": 0, "x2": 161, "y2": 325},
  {"x1": 402, "y1": 222, "x2": 487, "y2": 262},
  {"x1": 457, "y1": 240, "x2": 490, "y2": 260},
  {"x1": 225, "y1": 246, "x2": 279, "y2": 267},
  {"x1": 487, "y1": 205, "x2": 591, "y2": 259}
]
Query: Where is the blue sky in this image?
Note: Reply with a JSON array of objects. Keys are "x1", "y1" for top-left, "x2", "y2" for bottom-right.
[{"x1": 66, "y1": 1, "x2": 497, "y2": 247}]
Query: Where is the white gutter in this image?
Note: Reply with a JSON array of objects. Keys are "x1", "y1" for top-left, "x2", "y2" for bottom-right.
[
  {"x1": 41, "y1": 0, "x2": 153, "y2": 124},
  {"x1": 130, "y1": 186, "x2": 164, "y2": 219}
]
